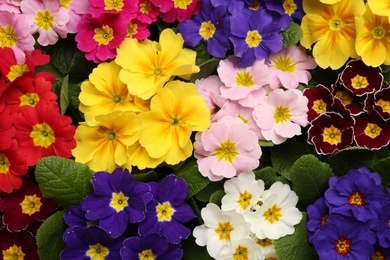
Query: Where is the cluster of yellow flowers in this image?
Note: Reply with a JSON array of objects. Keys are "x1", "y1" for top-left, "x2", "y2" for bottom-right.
[
  {"x1": 301, "y1": 0, "x2": 390, "y2": 69},
  {"x1": 71, "y1": 29, "x2": 211, "y2": 172}
]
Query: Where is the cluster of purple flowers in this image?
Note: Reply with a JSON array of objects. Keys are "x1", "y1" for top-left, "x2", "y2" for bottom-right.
[
  {"x1": 60, "y1": 168, "x2": 196, "y2": 260},
  {"x1": 307, "y1": 167, "x2": 390, "y2": 259},
  {"x1": 304, "y1": 59, "x2": 390, "y2": 155},
  {"x1": 177, "y1": 0, "x2": 304, "y2": 67}
]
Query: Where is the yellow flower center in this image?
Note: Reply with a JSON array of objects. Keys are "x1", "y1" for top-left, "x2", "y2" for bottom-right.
[
  {"x1": 112, "y1": 95, "x2": 122, "y2": 103},
  {"x1": 173, "y1": 0, "x2": 192, "y2": 9},
  {"x1": 273, "y1": 56, "x2": 297, "y2": 73},
  {"x1": 30, "y1": 122, "x2": 56, "y2": 148},
  {"x1": 273, "y1": 106, "x2": 292, "y2": 124},
  {"x1": 263, "y1": 204, "x2": 282, "y2": 224},
  {"x1": 153, "y1": 67, "x2": 163, "y2": 76},
  {"x1": 109, "y1": 192, "x2": 129, "y2": 212},
  {"x1": 372, "y1": 250, "x2": 385, "y2": 260},
  {"x1": 235, "y1": 71, "x2": 255, "y2": 87},
  {"x1": 376, "y1": 99, "x2": 390, "y2": 113},
  {"x1": 169, "y1": 117, "x2": 180, "y2": 126},
  {"x1": 248, "y1": 0, "x2": 260, "y2": 10},
  {"x1": 335, "y1": 91, "x2": 353, "y2": 106},
  {"x1": 0, "y1": 153, "x2": 10, "y2": 175},
  {"x1": 156, "y1": 201, "x2": 175, "y2": 221},
  {"x1": 86, "y1": 243, "x2": 109, "y2": 260},
  {"x1": 8, "y1": 64, "x2": 29, "y2": 82},
  {"x1": 351, "y1": 75, "x2": 369, "y2": 89},
  {"x1": 2, "y1": 245, "x2": 25, "y2": 260},
  {"x1": 199, "y1": 21, "x2": 216, "y2": 40},
  {"x1": 0, "y1": 25, "x2": 17, "y2": 48},
  {"x1": 245, "y1": 30, "x2": 262, "y2": 48},
  {"x1": 312, "y1": 99, "x2": 327, "y2": 114},
  {"x1": 328, "y1": 17, "x2": 344, "y2": 32},
  {"x1": 283, "y1": 0, "x2": 297, "y2": 16},
  {"x1": 215, "y1": 221, "x2": 234, "y2": 241},
  {"x1": 372, "y1": 26, "x2": 386, "y2": 40},
  {"x1": 237, "y1": 190, "x2": 252, "y2": 211},
  {"x1": 20, "y1": 93, "x2": 40, "y2": 107},
  {"x1": 364, "y1": 123, "x2": 382, "y2": 139},
  {"x1": 139, "y1": 249, "x2": 156, "y2": 260},
  {"x1": 140, "y1": 2, "x2": 151, "y2": 13},
  {"x1": 94, "y1": 25, "x2": 114, "y2": 45},
  {"x1": 127, "y1": 23, "x2": 138, "y2": 38},
  {"x1": 321, "y1": 214, "x2": 328, "y2": 225},
  {"x1": 20, "y1": 194, "x2": 42, "y2": 216},
  {"x1": 104, "y1": 0, "x2": 124, "y2": 11},
  {"x1": 213, "y1": 139, "x2": 239, "y2": 163},
  {"x1": 257, "y1": 238, "x2": 273, "y2": 248},
  {"x1": 347, "y1": 191, "x2": 365, "y2": 206},
  {"x1": 322, "y1": 125, "x2": 342, "y2": 145},
  {"x1": 35, "y1": 10, "x2": 55, "y2": 31},
  {"x1": 233, "y1": 245, "x2": 248, "y2": 260},
  {"x1": 237, "y1": 114, "x2": 249, "y2": 123},
  {"x1": 60, "y1": 0, "x2": 72, "y2": 9},
  {"x1": 334, "y1": 237, "x2": 351, "y2": 256}
]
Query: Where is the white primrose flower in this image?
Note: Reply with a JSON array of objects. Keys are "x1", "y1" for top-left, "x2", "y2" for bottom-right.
[
  {"x1": 221, "y1": 172, "x2": 265, "y2": 217},
  {"x1": 253, "y1": 237, "x2": 280, "y2": 260},
  {"x1": 193, "y1": 203, "x2": 250, "y2": 258},
  {"x1": 245, "y1": 182, "x2": 302, "y2": 240}
]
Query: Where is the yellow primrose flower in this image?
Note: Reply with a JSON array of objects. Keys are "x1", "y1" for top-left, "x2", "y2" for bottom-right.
[
  {"x1": 356, "y1": 5, "x2": 390, "y2": 67},
  {"x1": 368, "y1": 0, "x2": 390, "y2": 17},
  {"x1": 138, "y1": 80, "x2": 210, "y2": 165},
  {"x1": 115, "y1": 28, "x2": 200, "y2": 100},
  {"x1": 127, "y1": 141, "x2": 164, "y2": 170},
  {"x1": 300, "y1": 0, "x2": 365, "y2": 69},
  {"x1": 79, "y1": 61, "x2": 149, "y2": 125},
  {"x1": 319, "y1": 0, "x2": 341, "y2": 4},
  {"x1": 72, "y1": 111, "x2": 142, "y2": 172}
]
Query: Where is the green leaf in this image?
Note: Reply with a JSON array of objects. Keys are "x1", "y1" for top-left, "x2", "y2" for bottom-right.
[
  {"x1": 133, "y1": 170, "x2": 158, "y2": 182},
  {"x1": 281, "y1": 22, "x2": 303, "y2": 48},
  {"x1": 35, "y1": 156, "x2": 94, "y2": 209},
  {"x1": 47, "y1": 35, "x2": 79, "y2": 75},
  {"x1": 325, "y1": 147, "x2": 374, "y2": 176},
  {"x1": 271, "y1": 139, "x2": 314, "y2": 180},
  {"x1": 37, "y1": 210, "x2": 67, "y2": 260},
  {"x1": 59, "y1": 75, "x2": 69, "y2": 114},
  {"x1": 209, "y1": 190, "x2": 225, "y2": 206},
  {"x1": 290, "y1": 155, "x2": 333, "y2": 206},
  {"x1": 254, "y1": 166, "x2": 289, "y2": 189},
  {"x1": 182, "y1": 235, "x2": 213, "y2": 260},
  {"x1": 175, "y1": 159, "x2": 211, "y2": 198},
  {"x1": 274, "y1": 212, "x2": 318, "y2": 260},
  {"x1": 259, "y1": 140, "x2": 275, "y2": 147},
  {"x1": 194, "y1": 180, "x2": 225, "y2": 202},
  {"x1": 370, "y1": 156, "x2": 390, "y2": 188},
  {"x1": 190, "y1": 58, "x2": 220, "y2": 82}
]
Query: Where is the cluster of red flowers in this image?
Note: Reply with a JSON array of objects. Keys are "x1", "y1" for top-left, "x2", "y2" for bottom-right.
[
  {"x1": 0, "y1": 47, "x2": 77, "y2": 194},
  {"x1": 304, "y1": 59, "x2": 390, "y2": 155}
]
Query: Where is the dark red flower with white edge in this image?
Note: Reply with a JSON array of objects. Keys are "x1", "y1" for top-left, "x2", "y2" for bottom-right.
[
  {"x1": 303, "y1": 84, "x2": 335, "y2": 122},
  {"x1": 0, "y1": 228, "x2": 38, "y2": 260},
  {"x1": 13, "y1": 102, "x2": 76, "y2": 166},
  {"x1": 0, "y1": 141, "x2": 28, "y2": 194},
  {"x1": 1, "y1": 72, "x2": 57, "y2": 113},
  {"x1": 340, "y1": 59, "x2": 383, "y2": 96},
  {"x1": 353, "y1": 113, "x2": 390, "y2": 150},
  {"x1": 308, "y1": 112, "x2": 354, "y2": 155},
  {"x1": 373, "y1": 82, "x2": 390, "y2": 121},
  {"x1": 0, "y1": 177, "x2": 59, "y2": 232},
  {"x1": 330, "y1": 79, "x2": 365, "y2": 116},
  {"x1": 0, "y1": 107, "x2": 16, "y2": 151}
]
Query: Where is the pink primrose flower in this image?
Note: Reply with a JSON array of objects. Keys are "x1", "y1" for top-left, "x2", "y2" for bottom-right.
[
  {"x1": 136, "y1": 0, "x2": 159, "y2": 25},
  {"x1": 194, "y1": 116, "x2": 262, "y2": 181},
  {"x1": 126, "y1": 18, "x2": 150, "y2": 40},
  {"x1": 151, "y1": 0, "x2": 201, "y2": 23},
  {"x1": 0, "y1": 0, "x2": 22, "y2": 13},
  {"x1": 62, "y1": 0, "x2": 90, "y2": 34},
  {"x1": 88, "y1": 0, "x2": 138, "y2": 22}
]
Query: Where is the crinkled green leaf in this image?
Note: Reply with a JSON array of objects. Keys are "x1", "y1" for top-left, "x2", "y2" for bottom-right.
[
  {"x1": 60, "y1": 75, "x2": 69, "y2": 114},
  {"x1": 281, "y1": 22, "x2": 303, "y2": 48},
  {"x1": 175, "y1": 159, "x2": 211, "y2": 198},
  {"x1": 290, "y1": 155, "x2": 333, "y2": 206},
  {"x1": 133, "y1": 170, "x2": 158, "y2": 182},
  {"x1": 370, "y1": 156, "x2": 390, "y2": 188},
  {"x1": 182, "y1": 235, "x2": 213, "y2": 260},
  {"x1": 37, "y1": 210, "x2": 66, "y2": 260},
  {"x1": 194, "y1": 180, "x2": 225, "y2": 202},
  {"x1": 190, "y1": 58, "x2": 220, "y2": 82},
  {"x1": 254, "y1": 166, "x2": 289, "y2": 189},
  {"x1": 274, "y1": 213, "x2": 318, "y2": 260},
  {"x1": 209, "y1": 190, "x2": 225, "y2": 206},
  {"x1": 325, "y1": 147, "x2": 374, "y2": 176},
  {"x1": 35, "y1": 156, "x2": 94, "y2": 209},
  {"x1": 47, "y1": 35, "x2": 79, "y2": 75}
]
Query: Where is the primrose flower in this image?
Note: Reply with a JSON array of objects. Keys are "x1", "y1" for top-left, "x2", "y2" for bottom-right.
[
  {"x1": 377, "y1": 202, "x2": 390, "y2": 248},
  {"x1": 138, "y1": 80, "x2": 210, "y2": 165},
  {"x1": 193, "y1": 203, "x2": 249, "y2": 258},
  {"x1": 300, "y1": 0, "x2": 365, "y2": 69},
  {"x1": 368, "y1": 0, "x2": 390, "y2": 18},
  {"x1": 253, "y1": 88, "x2": 309, "y2": 145},
  {"x1": 0, "y1": 107, "x2": 16, "y2": 150},
  {"x1": 0, "y1": 0, "x2": 22, "y2": 13},
  {"x1": 194, "y1": 116, "x2": 262, "y2": 181},
  {"x1": 116, "y1": 28, "x2": 199, "y2": 100},
  {"x1": 245, "y1": 182, "x2": 302, "y2": 240},
  {"x1": 0, "y1": 229, "x2": 38, "y2": 260},
  {"x1": 151, "y1": 0, "x2": 201, "y2": 23},
  {"x1": 20, "y1": 0, "x2": 70, "y2": 46},
  {"x1": 306, "y1": 197, "x2": 330, "y2": 244},
  {"x1": 303, "y1": 84, "x2": 335, "y2": 122},
  {"x1": 81, "y1": 168, "x2": 153, "y2": 238},
  {"x1": 136, "y1": 0, "x2": 159, "y2": 25},
  {"x1": 356, "y1": 4, "x2": 390, "y2": 67},
  {"x1": 61, "y1": 226, "x2": 125, "y2": 260},
  {"x1": 353, "y1": 113, "x2": 390, "y2": 150},
  {"x1": 267, "y1": 45, "x2": 317, "y2": 89},
  {"x1": 265, "y1": 0, "x2": 305, "y2": 21},
  {"x1": 138, "y1": 175, "x2": 197, "y2": 243},
  {"x1": 72, "y1": 111, "x2": 142, "y2": 172},
  {"x1": 88, "y1": 0, "x2": 138, "y2": 21},
  {"x1": 0, "y1": 11, "x2": 35, "y2": 64}
]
